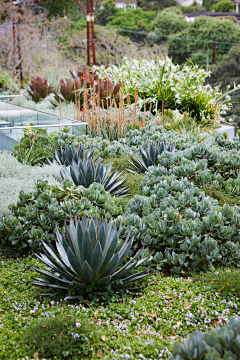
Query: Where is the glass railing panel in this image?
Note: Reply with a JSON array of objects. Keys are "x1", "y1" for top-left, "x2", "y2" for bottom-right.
[{"x1": 0, "y1": 98, "x2": 87, "y2": 151}]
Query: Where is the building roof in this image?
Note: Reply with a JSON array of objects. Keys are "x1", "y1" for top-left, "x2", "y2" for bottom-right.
[
  {"x1": 185, "y1": 11, "x2": 240, "y2": 18},
  {"x1": 102, "y1": 0, "x2": 137, "y2": 3}
]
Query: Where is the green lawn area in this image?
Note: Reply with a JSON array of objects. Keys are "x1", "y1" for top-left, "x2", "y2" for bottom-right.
[{"x1": 1, "y1": 255, "x2": 240, "y2": 359}]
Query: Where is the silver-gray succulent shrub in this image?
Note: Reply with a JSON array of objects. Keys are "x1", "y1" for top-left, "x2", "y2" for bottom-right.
[
  {"x1": 0, "y1": 151, "x2": 61, "y2": 219},
  {"x1": 119, "y1": 172, "x2": 240, "y2": 275},
  {"x1": 170, "y1": 316, "x2": 240, "y2": 360},
  {"x1": 31, "y1": 216, "x2": 149, "y2": 299}
]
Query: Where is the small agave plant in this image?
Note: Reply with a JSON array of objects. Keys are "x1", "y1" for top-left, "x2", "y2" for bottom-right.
[
  {"x1": 27, "y1": 77, "x2": 53, "y2": 103},
  {"x1": 96, "y1": 78, "x2": 121, "y2": 107},
  {"x1": 127, "y1": 140, "x2": 176, "y2": 174},
  {"x1": 54, "y1": 143, "x2": 93, "y2": 167},
  {"x1": 31, "y1": 216, "x2": 149, "y2": 298},
  {"x1": 61, "y1": 154, "x2": 129, "y2": 197}
]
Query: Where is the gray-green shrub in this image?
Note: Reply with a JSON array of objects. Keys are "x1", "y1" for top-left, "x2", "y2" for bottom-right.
[
  {"x1": 0, "y1": 179, "x2": 122, "y2": 255},
  {"x1": 120, "y1": 174, "x2": 240, "y2": 274},
  {"x1": 0, "y1": 152, "x2": 61, "y2": 219},
  {"x1": 170, "y1": 316, "x2": 240, "y2": 360}
]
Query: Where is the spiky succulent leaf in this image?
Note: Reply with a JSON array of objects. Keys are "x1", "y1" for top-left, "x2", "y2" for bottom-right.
[
  {"x1": 127, "y1": 140, "x2": 176, "y2": 174},
  {"x1": 60, "y1": 153, "x2": 128, "y2": 197}
]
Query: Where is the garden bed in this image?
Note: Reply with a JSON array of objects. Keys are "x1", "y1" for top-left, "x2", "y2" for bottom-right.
[{"x1": 1, "y1": 58, "x2": 240, "y2": 359}]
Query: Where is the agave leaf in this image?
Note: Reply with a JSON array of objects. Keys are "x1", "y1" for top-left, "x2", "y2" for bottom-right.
[
  {"x1": 89, "y1": 219, "x2": 97, "y2": 249},
  {"x1": 60, "y1": 166, "x2": 73, "y2": 182},
  {"x1": 95, "y1": 275, "x2": 111, "y2": 286},
  {"x1": 101, "y1": 162, "x2": 112, "y2": 183},
  {"x1": 95, "y1": 175, "x2": 102, "y2": 183},
  {"x1": 118, "y1": 238, "x2": 133, "y2": 265},
  {"x1": 110, "y1": 186, "x2": 129, "y2": 197},
  {"x1": 55, "y1": 148, "x2": 63, "y2": 165},
  {"x1": 141, "y1": 147, "x2": 153, "y2": 167},
  {"x1": 159, "y1": 140, "x2": 166, "y2": 153},
  {"x1": 81, "y1": 260, "x2": 94, "y2": 285},
  {"x1": 121, "y1": 269, "x2": 151, "y2": 283},
  {"x1": 103, "y1": 167, "x2": 117, "y2": 188},
  {"x1": 76, "y1": 219, "x2": 84, "y2": 265},
  {"x1": 91, "y1": 241, "x2": 103, "y2": 278},
  {"x1": 69, "y1": 219, "x2": 81, "y2": 262},
  {"x1": 111, "y1": 248, "x2": 144, "y2": 280},
  {"x1": 31, "y1": 280, "x2": 68, "y2": 290},
  {"x1": 106, "y1": 178, "x2": 128, "y2": 195},
  {"x1": 41, "y1": 252, "x2": 76, "y2": 280},
  {"x1": 100, "y1": 253, "x2": 120, "y2": 279},
  {"x1": 30, "y1": 267, "x2": 72, "y2": 284},
  {"x1": 42, "y1": 241, "x2": 70, "y2": 269},
  {"x1": 86, "y1": 162, "x2": 94, "y2": 187},
  {"x1": 67, "y1": 247, "x2": 82, "y2": 276},
  {"x1": 64, "y1": 295, "x2": 80, "y2": 300},
  {"x1": 72, "y1": 159, "x2": 79, "y2": 176},
  {"x1": 122, "y1": 273, "x2": 150, "y2": 284},
  {"x1": 81, "y1": 215, "x2": 88, "y2": 231},
  {"x1": 73, "y1": 280, "x2": 88, "y2": 289},
  {"x1": 55, "y1": 239, "x2": 70, "y2": 267},
  {"x1": 82, "y1": 230, "x2": 92, "y2": 264},
  {"x1": 100, "y1": 230, "x2": 118, "y2": 272},
  {"x1": 78, "y1": 168, "x2": 88, "y2": 188},
  {"x1": 97, "y1": 224, "x2": 106, "y2": 251}
]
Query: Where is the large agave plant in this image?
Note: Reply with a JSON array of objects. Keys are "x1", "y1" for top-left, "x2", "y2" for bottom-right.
[
  {"x1": 54, "y1": 143, "x2": 93, "y2": 167},
  {"x1": 127, "y1": 140, "x2": 176, "y2": 174},
  {"x1": 27, "y1": 77, "x2": 53, "y2": 103},
  {"x1": 31, "y1": 216, "x2": 149, "y2": 298},
  {"x1": 61, "y1": 155, "x2": 129, "y2": 197}
]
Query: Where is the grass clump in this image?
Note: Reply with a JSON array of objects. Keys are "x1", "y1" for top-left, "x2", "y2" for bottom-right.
[
  {"x1": 192, "y1": 267, "x2": 240, "y2": 296},
  {"x1": 22, "y1": 314, "x2": 100, "y2": 359},
  {"x1": 200, "y1": 185, "x2": 240, "y2": 207}
]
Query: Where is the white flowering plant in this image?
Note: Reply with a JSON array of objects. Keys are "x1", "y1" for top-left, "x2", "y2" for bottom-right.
[{"x1": 94, "y1": 57, "x2": 240, "y2": 126}]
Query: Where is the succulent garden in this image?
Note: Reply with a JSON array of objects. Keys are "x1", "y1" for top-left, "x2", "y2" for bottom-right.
[{"x1": 2, "y1": 58, "x2": 240, "y2": 359}]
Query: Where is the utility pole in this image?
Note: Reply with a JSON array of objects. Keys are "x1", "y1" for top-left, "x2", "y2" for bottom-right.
[
  {"x1": 35, "y1": 0, "x2": 96, "y2": 66},
  {"x1": 12, "y1": 0, "x2": 24, "y2": 88},
  {"x1": 86, "y1": 0, "x2": 96, "y2": 66},
  {"x1": 213, "y1": 41, "x2": 216, "y2": 64}
]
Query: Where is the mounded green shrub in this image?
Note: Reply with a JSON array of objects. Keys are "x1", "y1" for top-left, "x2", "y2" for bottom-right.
[
  {"x1": 170, "y1": 316, "x2": 240, "y2": 360},
  {"x1": 0, "y1": 179, "x2": 122, "y2": 255},
  {"x1": 23, "y1": 314, "x2": 100, "y2": 359}
]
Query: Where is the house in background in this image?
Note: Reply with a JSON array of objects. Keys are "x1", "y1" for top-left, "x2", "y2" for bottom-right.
[
  {"x1": 176, "y1": 0, "x2": 240, "y2": 11},
  {"x1": 176, "y1": 0, "x2": 202, "y2": 6},
  {"x1": 100, "y1": 0, "x2": 137, "y2": 10}
]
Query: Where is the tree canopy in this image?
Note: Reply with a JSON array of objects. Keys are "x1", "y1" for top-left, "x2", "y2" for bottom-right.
[
  {"x1": 210, "y1": 0, "x2": 236, "y2": 12},
  {"x1": 106, "y1": 7, "x2": 156, "y2": 42}
]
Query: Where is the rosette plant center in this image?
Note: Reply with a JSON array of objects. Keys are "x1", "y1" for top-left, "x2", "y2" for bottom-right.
[
  {"x1": 31, "y1": 216, "x2": 149, "y2": 298},
  {"x1": 27, "y1": 77, "x2": 53, "y2": 103}
]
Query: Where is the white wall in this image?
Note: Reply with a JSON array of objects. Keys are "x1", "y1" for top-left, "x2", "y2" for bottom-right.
[{"x1": 176, "y1": 0, "x2": 203, "y2": 6}]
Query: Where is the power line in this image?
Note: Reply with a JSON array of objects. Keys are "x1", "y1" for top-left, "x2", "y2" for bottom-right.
[{"x1": 74, "y1": 21, "x2": 240, "y2": 47}]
